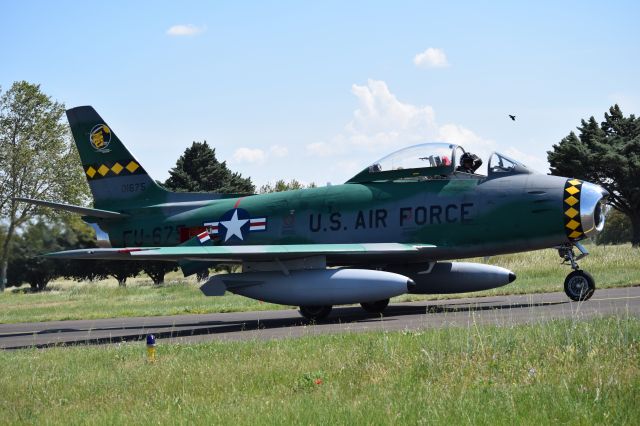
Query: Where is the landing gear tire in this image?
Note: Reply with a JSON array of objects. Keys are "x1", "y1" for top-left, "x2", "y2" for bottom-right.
[
  {"x1": 564, "y1": 270, "x2": 595, "y2": 302},
  {"x1": 299, "y1": 305, "x2": 332, "y2": 321},
  {"x1": 558, "y1": 243, "x2": 596, "y2": 302},
  {"x1": 360, "y1": 298, "x2": 390, "y2": 313}
]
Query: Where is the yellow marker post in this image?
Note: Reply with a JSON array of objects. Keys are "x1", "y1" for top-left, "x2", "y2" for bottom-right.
[{"x1": 146, "y1": 334, "x2": 156, "y2": 363}]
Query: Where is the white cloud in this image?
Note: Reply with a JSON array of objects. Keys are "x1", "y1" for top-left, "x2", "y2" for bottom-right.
[
  {"x1": 166, "y1": 24, "x2": 206, "y2": 36},
  {"x1": 347, "y1": 80, "x2": 436, "y2": 150},
  {"x1": 304, "y1": 79, "x2": 495, "y2": 180},
  {"x1": 439, "y1": 124, "x2": 495, "y2": 153},
  {"x1": 233, "y1": 147, "x2": 266, "y2": 164},
  {"x1": 269, "y1": 145, "x2": 289, "y2": 158},
  {"x1": 306, "y1": 141, "x2": 346, "y2": 157},
  {"x1": 503, "y1": 147, "x2": 549, "y2": 173},
  {"x1": 232, "y1": 145, "x2": 289, "y2": 165},
  {"x1": 307, "y1": 79, "x2": 490, "y2": 155},
  {"x1": 413, "y1": 47, "x2": 450, "y2": 68}
]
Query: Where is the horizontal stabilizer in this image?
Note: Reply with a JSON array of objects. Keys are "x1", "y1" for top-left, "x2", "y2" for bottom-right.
[
  {"x1": 14, "y1": 197, "x2": 127, "y2": 219},
  {"x1": 44, "y1": 247, "x2": 158, "y2": 259}
]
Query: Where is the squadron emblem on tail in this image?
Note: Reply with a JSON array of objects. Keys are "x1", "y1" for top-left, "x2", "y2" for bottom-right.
[{"x1": 89, "y1": 124, "x2": 112, "y2": 153}]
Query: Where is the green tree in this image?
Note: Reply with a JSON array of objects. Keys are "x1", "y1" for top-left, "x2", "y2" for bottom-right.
[
  {"x1": 0, "y1": 81, "x2": 89, "y2": 291},
  {"x1": 142, "y1": 261, "x2": 178, "y2": 285},
  {"x1": 7, "y1": 217, "x2": 100, "y2": 291},
  {"x1": 259, "y1": 179, "x2": 317, "y2": 193},
  {"x1": 57, "y1": 218, "x2": 110, "y2": 282},
  {"x1": 595, "y1": 208, "x2": 632, "y2": 245},
  {"x1": 8, "y1": 221, "x2": 64, "y2": 291},
  {"x1": 547, "y1": 105, "x2": 640, "y2": 247},
  {"x1": 57, "y1": 221, "x2": 145, "y2": 287},
  {"x1": 100, "y1": 260, "x2": 143, "y2": 287},
  {"x1": 164, "y1": 141, "x2": 254, "y2": 193}
]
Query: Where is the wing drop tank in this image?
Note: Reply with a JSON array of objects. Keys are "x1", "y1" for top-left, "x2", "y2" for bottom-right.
[
  {"x1": 386, "y1": 262, "x2": 516, "y2": 294},
  {"x1": 200, "y1": 268, "x2": 414, "y2": 305}
]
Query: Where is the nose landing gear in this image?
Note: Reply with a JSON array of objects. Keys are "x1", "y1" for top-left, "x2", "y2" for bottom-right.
[{"x1": 558, "y1": 242, "x2": 595, "y2": 301}]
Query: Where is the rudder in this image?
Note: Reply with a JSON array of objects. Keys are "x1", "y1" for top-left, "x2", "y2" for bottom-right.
[{"x1": 67, "y1": 106, "x2": 168, "y2": 209}]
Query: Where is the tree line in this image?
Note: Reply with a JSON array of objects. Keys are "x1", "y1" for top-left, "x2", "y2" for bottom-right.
[
  {"x1": 1, "y1": 81, "x2": 638, "y2": 291},
  {"x1": 0, "y1": 82, "x2": 313, "y2": 291},
  {"x1": 2, "y1": 138, "x2": 314, "y2": 290}
]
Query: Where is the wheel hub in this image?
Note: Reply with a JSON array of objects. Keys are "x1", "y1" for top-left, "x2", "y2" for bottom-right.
[{"x1": 568, "y1": 277, "x2": 586, "y2": 296}]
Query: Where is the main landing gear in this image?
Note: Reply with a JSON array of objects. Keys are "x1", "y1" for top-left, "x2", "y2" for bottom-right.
[
  {"x1": 298, "y1": 298, "x2": 392, "y2": 320},
  {"x1": 558, "y1": 242, "x2": 595, "y2": 301},
  {"x1": 360, "y1": 298, "x2": 390, "y2": 313},
  {"x1": 298, "y1": 305, "x2": 332, "y2": 321}
]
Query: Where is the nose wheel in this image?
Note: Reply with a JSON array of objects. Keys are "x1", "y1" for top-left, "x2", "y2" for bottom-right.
[
  {"x1": 564, "y1": 270, "x2": 596, "y2": 301},
  {"x1": 558, "y1": 242, "x2": 595, "y2": 301}
]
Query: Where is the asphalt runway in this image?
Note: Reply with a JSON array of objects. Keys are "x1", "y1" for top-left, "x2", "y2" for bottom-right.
[{"x1": 1, "y1": 286, "x2": 638, "y2": 350}]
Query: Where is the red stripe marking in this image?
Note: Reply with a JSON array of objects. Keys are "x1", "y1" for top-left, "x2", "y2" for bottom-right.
[
  {"x1": 234, "y1": 197, "x2": 244, "y2": 208},
  {"x1": 250, "y1": 221, "x2": 266, "y2": 226}
]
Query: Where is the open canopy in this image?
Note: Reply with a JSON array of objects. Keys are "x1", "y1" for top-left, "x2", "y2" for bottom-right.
[{"x1": 345, "y1": 143, "x2": 534, "y2": 183}]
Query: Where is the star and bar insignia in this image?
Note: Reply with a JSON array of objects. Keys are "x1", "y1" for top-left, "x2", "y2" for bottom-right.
[{"x1": 203, "y1": 208, "x2": 267, "y2": 243}]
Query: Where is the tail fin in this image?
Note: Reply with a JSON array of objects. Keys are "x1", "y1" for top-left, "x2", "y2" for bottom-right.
[{"x1": 66, "y1": 106, "x2": 168, "y2": 209}]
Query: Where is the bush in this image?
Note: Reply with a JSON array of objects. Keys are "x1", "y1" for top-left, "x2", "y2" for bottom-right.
[{"x1": 595, "y1": 208, "x2": 632, "y2": 245}]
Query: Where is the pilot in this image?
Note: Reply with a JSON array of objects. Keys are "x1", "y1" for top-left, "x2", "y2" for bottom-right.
[{"x1": 456, "y1": 152, "x2": 483, "y2": 174}]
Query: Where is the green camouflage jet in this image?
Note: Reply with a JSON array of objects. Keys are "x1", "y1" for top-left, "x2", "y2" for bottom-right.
[{"x1": 19, "y1": 106, "x2": 609, "y2": 319}]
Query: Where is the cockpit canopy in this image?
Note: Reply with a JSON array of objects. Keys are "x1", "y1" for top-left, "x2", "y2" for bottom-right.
[
  {"x1": 487, "y1": 152, "x2": 532, "y2": 176},
  {"x1": 345, "y1": 142, "x2": 533, "y2": 183}
]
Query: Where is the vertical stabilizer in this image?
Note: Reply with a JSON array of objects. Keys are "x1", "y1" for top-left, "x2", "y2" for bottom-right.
[{"x1": 66, "y1": 106, "x2": 168, "y2": 209}]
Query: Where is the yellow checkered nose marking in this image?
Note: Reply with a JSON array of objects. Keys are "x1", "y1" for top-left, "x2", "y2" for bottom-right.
[{"x1": 564, "y1": 179, "x2": 583, "y2": 240}]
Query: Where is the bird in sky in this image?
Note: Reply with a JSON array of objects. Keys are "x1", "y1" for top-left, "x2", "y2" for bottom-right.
[{"x1": 509, "y1": 114, "x2": 516, "y2": 121}]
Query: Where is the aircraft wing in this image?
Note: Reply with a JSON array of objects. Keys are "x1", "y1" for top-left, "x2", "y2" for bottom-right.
[{"x1": 45, "y1": 243, "x2": 435, "y2": 262}]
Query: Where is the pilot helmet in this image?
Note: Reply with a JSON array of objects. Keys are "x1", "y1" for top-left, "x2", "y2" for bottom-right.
[{"x1": 460, "y1": 152, "x2": 474, "y2": 164}]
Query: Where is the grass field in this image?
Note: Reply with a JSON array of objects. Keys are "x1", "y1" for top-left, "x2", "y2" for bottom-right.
[
  {"x1": 1, "y1": 244, "x2": 638, "y2": 324},
  {"x1": 0, "y1": 316, "x2": 637, "y2": 424}
]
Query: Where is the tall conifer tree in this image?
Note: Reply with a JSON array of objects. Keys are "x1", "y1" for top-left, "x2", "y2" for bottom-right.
[
  {"x1": 165, "y1": 141, "x2": 254, "y2": 194},
  {"x1": 548, "y1": 105, "x2": 640, "y2": 246}
]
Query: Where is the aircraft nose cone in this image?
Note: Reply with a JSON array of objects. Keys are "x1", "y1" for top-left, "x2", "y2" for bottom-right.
[
  {"x1": 580, "y1": 182, "x2": 608, "y2": 236},
  {"x1": 508, "y1": 272, "x2": 516, "y2": 283}
]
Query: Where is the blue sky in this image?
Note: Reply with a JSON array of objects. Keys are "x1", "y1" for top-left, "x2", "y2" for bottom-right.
[{"x1": 1, "y1": 1, "x2": 638, "y2": 187}]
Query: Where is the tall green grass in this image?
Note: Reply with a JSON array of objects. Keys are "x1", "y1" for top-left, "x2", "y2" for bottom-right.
[
  {"x1": 1, "y1": 244, "x2": 638, "y2": 324},
  {"x1": 0, "y1": 316, "x2": 638, "y2": 424}
]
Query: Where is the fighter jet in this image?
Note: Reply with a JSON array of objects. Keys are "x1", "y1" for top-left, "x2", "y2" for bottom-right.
[{"x1": 18, "y1": 106, "x2": 609, "y2": 319}]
